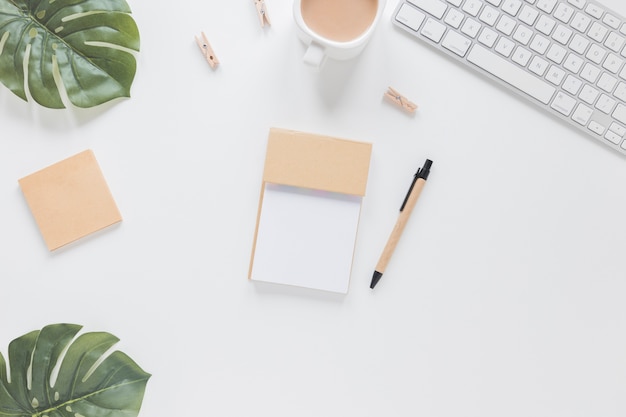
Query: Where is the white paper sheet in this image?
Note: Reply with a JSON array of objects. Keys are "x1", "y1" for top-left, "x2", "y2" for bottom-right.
[{"x1": 251, "y1": 183, "x2": 363, "y2": 293}]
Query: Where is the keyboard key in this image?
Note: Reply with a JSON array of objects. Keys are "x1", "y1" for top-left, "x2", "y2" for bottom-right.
[
  {"x1": 421, "y1": 18, "x2": 447, "y2": 42},
  {"x1": 444, "y1": 8, "x2": 465, "y2": 28},
  {"x1": 553, "y1": 25, "x2": 573, "y2": 44},
  {"x1": 588, "y1": 22, "x2": 608, "y2": 43},
  {"x1": 570, "y1": 12, "x2": 591, "y2": 33},
  {"x1": 614, "y1": 82, "x2": 626, "y2": 101},
  {"x1": 536, "y1": 15, "x2": 556, "y2": 36},
  {"x1": 461, "y1": 18, "x2": 482, "y2": 37},
  {"x1": 585, "y1": 3, "x2": 604, "y2": 19},
  {"x1": 512, "y1": 46, "x2": 532, "y2": 66},
  {"x1": 513, "y1": 25, "x2": 533, "y2": 45},
  {"x1": 569, "y1": 34, "x2": 590, "y2": 54},
  {"x1": 495, "y1": 37, "x2": 515, "y2": 56},
  {"x1": 554, "y1": 3, "x2": 574, "y2": 23},
  {"x1": 603, "y1": 54, "x2": 623, "y2": 74},
  {"x1": 396, "y1": 4, "x2": 426, "y2": 31},
  {"x1": 613, "y1": 103, "x2": 626, "y2": 124},
  {"x1": 596, "y1": 94, "x2": 616, "y2": 113},
  {"x1": 479, "y1": 6, "x2": 499, "y2": 26},
  {"x1": 586, "y1": 44, "x2": 607, "y2": 65},
  {"x1": 567, "y1": 0, "x2": 585, "y2": 9},
  {"x1": 605, "y1": 33, "x2": 625, "y2": 53},
  {"x1": 442, "y1": 30, "x2": 472, "y2": 56},
  {"x1": 502, "y1": 0, "x2": 522, "y2": 16},
  {"x1": 496, "y1": 15, "x2": 517, "y2": 35},
  {"x1": 537, "y1": 0, "x2": 557, "y2": 14},
  {"x1": 444, "y1": 8, "x2": 465, "y2": 29},
  {"x1": 408, "y1": 0, "x2": 448, "y2": 19},
  {"x1": 609, "y1": 122, "x2": 626, "y2": 136},
  {"x1": 529, "y1": 55, "x2": 550, "y2": 76},
  {"x1": 579, "y1": 84, "x2": 600, "y2": 104},
  {"x1": 478, "y1": 27, "x2": 498, "y2": 47},
  {"x1": 463, "y1": 0, "x2": 484, "y2": 17},
  {"x1": 563, "y1": 74, "x2": 583, "y2": 95},
  {"x1": 603, "y1": 14, "x2": 620, "y2": 30},
  {"x1": 605, "y1": 130, "x2": 622, "y2": 144},
  {"x1": 546, "y1": 65, "x2": 566, "y2": 85},
  {"x1": 598, "y1": 73, "x2": 617, "y2": 92},
  {"x1": 564, "y1": 53, "x2": 584, "y2": 73},
  {"x1": 530, "y1": 34, "x2": 550, "y2": 54},
  {"x1": 581, "y1": 63, "x2": 601, "y2": 83},
  {"x1": 467, "y1": 44, "x2": 556, "y2": 104},
  {"x1": 547, "y1": 44, "x2": 567, "y2": 64},
  {"x1": 588, "y1": 120, "x2": 606, "y2": 135},
  {"x1": 551, "y1": 92, "x2": 576, "y2": 115},
  {"x1": 572, "y1": 103, "x2": 593, "y2": 125},
  {"x1": 519, "y1": 5, "x2": 539, "y2": 25}
]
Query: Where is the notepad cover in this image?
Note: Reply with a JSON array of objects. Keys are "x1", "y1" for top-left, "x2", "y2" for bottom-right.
[
  {"x1": 18, "y1": 150, "x2": 122, "y2": 251},
  {"x1": 249, "y1": 128, "x2": 372, "y2": 293}
]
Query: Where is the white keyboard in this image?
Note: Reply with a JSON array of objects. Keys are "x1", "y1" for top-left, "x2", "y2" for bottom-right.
[{"x1": 393, "y1": 0, "x2": 626, "y2": 156}]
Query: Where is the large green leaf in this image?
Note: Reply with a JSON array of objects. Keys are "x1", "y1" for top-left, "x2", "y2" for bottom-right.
[
  {"x1": 0, "y1": 0, "x2": 140, "y2": 109},
  {"x1": 0, "y1": 324, "x2": 151, "y2": 417}
]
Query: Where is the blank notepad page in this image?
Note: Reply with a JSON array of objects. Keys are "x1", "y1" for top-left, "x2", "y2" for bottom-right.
[
  {"x1": 251, "y1": 183, "x2": 362, "y2": 293},
  {"x1": 248, "y1": 128, "x2": 372, "y2": 294}
]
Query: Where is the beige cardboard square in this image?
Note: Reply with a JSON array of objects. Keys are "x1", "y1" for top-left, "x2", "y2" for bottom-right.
[{"x1": 19, "y1": 150, "x2": 122, "y2": 251}]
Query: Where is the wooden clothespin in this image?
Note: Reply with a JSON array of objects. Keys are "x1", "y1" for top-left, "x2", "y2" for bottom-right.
[
  {"x1": 195, "y1": 32, "x2": 219, "y2": 69},
  {"x1": 254, "y1": 0, "x2": 271, "y2": 27},
  {"x1": 384, "y1": 87, "x2": 418, "y2": 113}
]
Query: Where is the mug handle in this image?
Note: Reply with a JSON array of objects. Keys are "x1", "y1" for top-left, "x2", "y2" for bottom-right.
[{"x1": 303, "y1": 41, "x2": 327, "y2": 71}]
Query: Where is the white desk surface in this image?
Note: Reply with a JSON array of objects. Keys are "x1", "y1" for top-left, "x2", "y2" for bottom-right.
[{"x1": 2, "y1": 1, "x2": 625, "y2": 416}]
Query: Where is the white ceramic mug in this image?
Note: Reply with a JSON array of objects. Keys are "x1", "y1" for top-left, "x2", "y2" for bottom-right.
[{"x1": 293, "y1": 0, "x2": 386, "y2": 70}]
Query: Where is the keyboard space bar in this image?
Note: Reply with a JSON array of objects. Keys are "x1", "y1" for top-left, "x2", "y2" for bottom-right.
[{"x1": 467, "y1": 45, "x2": 556, "y2": 105}]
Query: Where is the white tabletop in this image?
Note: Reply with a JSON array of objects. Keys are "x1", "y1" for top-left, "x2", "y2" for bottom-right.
[{"x1": 1, "y1": 1, "x2": 625, "y2": 416}]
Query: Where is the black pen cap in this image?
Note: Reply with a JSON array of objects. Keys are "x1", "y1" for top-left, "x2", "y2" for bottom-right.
[{"x1": 417, "y1": 159, "x2": 433, "y2": 180}]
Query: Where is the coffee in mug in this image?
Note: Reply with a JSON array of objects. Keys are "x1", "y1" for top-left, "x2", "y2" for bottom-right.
[
  {"x1": 300, "y1": 0, "x2": 379, "y2": 42},
  {"x1": 293, "y1": 0, "x2": 386, "y2": 70}
]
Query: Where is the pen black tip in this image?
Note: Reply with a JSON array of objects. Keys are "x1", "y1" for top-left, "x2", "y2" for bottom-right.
[
  {"x1": 418, "y1": 159, "x2": 433, "y2": 180},
  {"x1": 370, "y1": 271, "x2": 383, "y2": 289}
]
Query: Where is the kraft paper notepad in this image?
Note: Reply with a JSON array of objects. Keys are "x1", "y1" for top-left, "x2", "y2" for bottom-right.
[
  {"x1": 19, "y1": 150, "x2": 122, "y2": 251},
  {"x1": 249, "y1": 128, "x2": 372, "y2": 293}
]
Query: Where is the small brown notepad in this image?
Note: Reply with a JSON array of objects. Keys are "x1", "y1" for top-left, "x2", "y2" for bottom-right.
[
  {"x1": 18, "y1": 150, "x2": 122, "y2": 251},
  {"x1": 249, "y1": 128, "x2": 372, "y2": 293}
]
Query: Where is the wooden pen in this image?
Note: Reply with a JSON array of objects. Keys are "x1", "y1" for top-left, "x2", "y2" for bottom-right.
[{"x1": 370, "y1": 159, "x2": 432, "y2": 289}]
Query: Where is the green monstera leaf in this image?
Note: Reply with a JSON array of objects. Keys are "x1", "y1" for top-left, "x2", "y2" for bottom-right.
[
  {"x1": 0, "y1": 0, "x2": 140, "y2": 109},
  {"x1": 0, "y1": 324, "x2": 151, "y2": 417}
]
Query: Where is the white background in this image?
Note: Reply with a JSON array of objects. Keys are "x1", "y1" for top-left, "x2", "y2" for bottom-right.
[{"x1": 1, "y1": 1, "x2": 625, "y2": 416}]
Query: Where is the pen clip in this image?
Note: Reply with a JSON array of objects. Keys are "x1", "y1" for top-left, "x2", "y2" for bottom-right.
[{"x1": 400, "y1": 169, "x2": 420, "y2": 212}]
